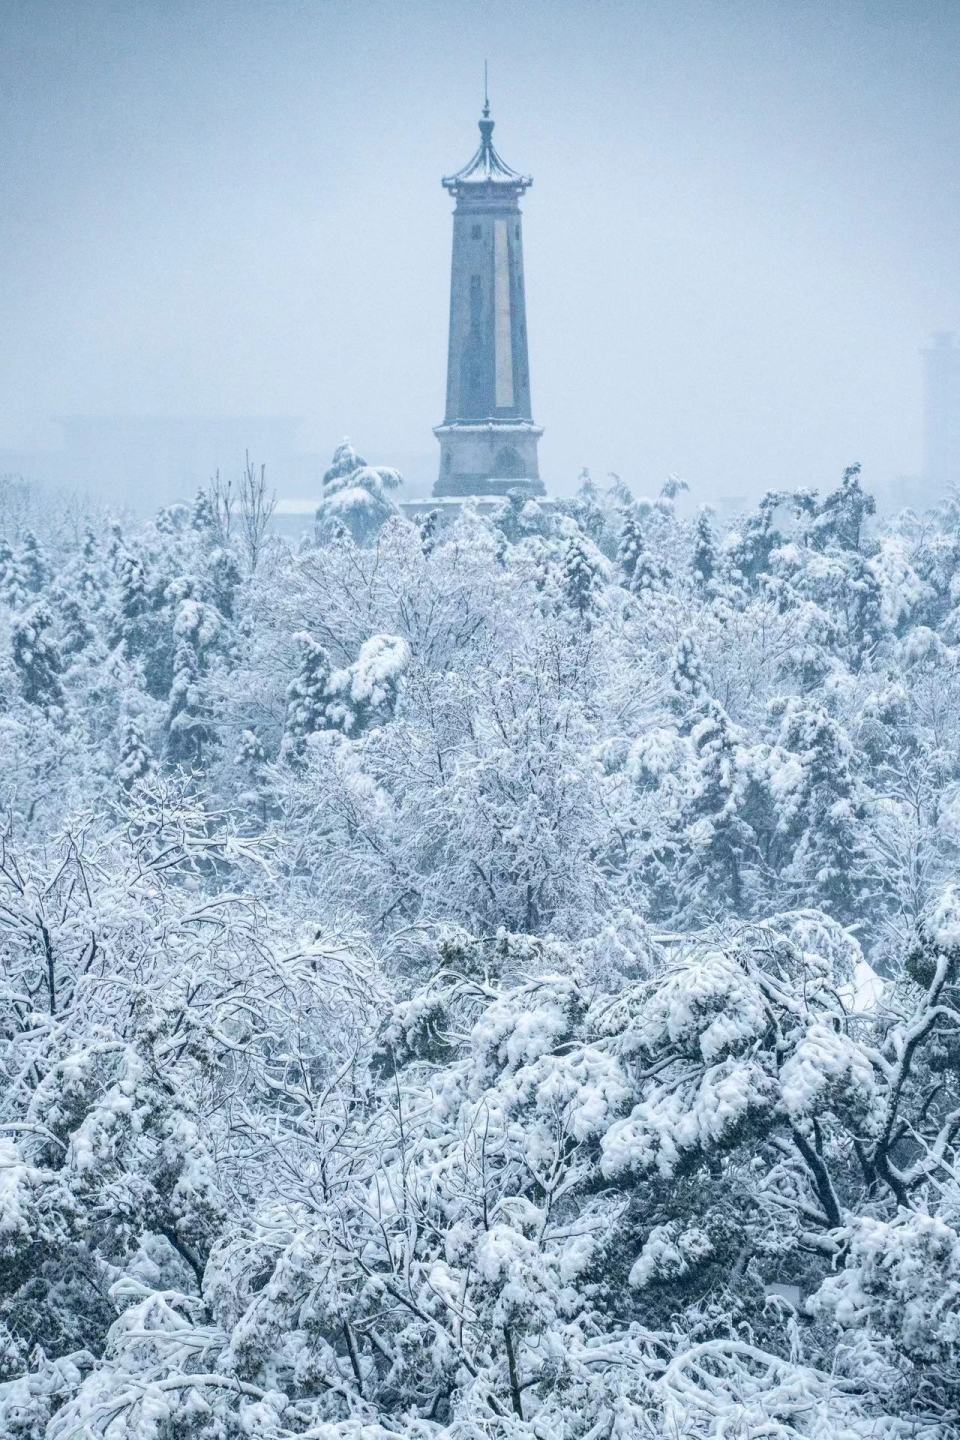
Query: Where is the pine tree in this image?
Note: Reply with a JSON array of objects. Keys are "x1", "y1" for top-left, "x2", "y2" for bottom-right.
[
  {"x1": 659, "y1": 472, "x2": 690, "y2": 507},
  {"x1": 571, "y1": 469, "x2": 606, "y2": 543},
  {"x1": 106, "y1": 520, "x2": 126, "y2": 572},
  {"x1": 235, "y1": 728, "x2": 276, "y2": 821},
  {"x1": 617, "y1": 509, "x2": 645, "y2": 582},
  {"x1": 75, "y1": 526, "x2": 107, "y2": 605},
  {"x1": 811, "y1": 462, "x2": 876, "y2": 552},
  {"x1": 166, "y1": 599, "x2": 220, "y2": 768},
  {"x1": 415, "y1": 509, "x2": 439, "y2": 556},
  {"x1": 115, "y1": 550, "x2": 149, "y2": 640},
  {"x1": 771, "y1": 697, "x2": 872, "y2": 923},
  {"x1": 727, "y1": 490, "x2": 788, "y2": 588},
  {"x1": 326, "y1": 633, "x2": 409, "y2": 735},
  {"x1": 670, "y1": 631, "x2": 709, "y2": 726},
  {"x1": 691, "y1": 507, "x2": 717, "y2": 591},
  {"x1": 166, "y1": 637, "x2": 204, "y2": 767},
  {"x1": 57, "y1": 594, "x2": 96, "y2": 661},
  {"x1": 0, "y1": 537, "x2": 29, "y2": 608},
  {"x1": 561, "y1": 532, "x2": 602, "y2": 618},
  {"x1": 314, "y1": 439, "x2": 402, "y2": 545},
  {"x1": 679, "y1": 698, "x2": 752, "y2": 916},
  {"x1": 18, "y1": 530, "x2": 48, "y2": 593},
  {"x1": 628, "y1": 540, "x2": 666, "y2": 597},
  {"x1": 111, "y1": 547, "x2": 167, "y2": 693},
  {"x1": 605, "y1": 471, "x2": 633, "y2": 508},
  {"x1": 191, "y1": 486, "x2": 217, "y2": 537},
  {"x1": 11, "y1": 603, "x2": 65, "y2": 713},
  {"x1": 208, "y1": 546, "x2": 242, "y2": 620},
  {"x1": 116, "y1": 716, "x2": 152, "y2": 790},
  {"x1": 283, "y1": 633, "x2": 331, "y2": 762}
]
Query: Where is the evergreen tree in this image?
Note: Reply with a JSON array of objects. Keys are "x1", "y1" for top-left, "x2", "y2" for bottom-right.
[
  {"x1": 114, "y1": 549, "x2": 149, "y2": 648},
  {"x1": 0, "y1": 537, "x2": 29, "y2": 608},
  {"x1": 235, "y1": 728, "x2": 276, "y2": 821},
  {"x1": 116, "y1": 715, "x2": 152, "y2": 791},
  {"x1": 670, "y1": 631, "x2": 709, "y2": 726},
  {"x1": 691, "y1": 507, "x2": 718, "y2": 591},
  {"x1": 106, "y1": 520, "x2": 126, "y2": 572},
  {"x1": 561, "y1": 531, "x2": 603, "y2": 618},
  {"x1": 56, "y1": 593, "x2": 96, "y2": 661},
  {"x1": 283, "y1": 633, "x2": 331, "y2": 762},
  {"x1": 605, "y1": 471, "x2": 634, "y2": 508},
  {"x1": 727, "y1": 490, "x2": 788, "y2": 587},
  {"x1": 617, "y1": 508, "x2": 645, "y2": 582},
  {"x1": 415, "y1": 508, "x2": 439, "y2": 556},
  {"x1": 678, "y1": 698, "x2": 753, "y2": 917},
  {"x1": 797, "y1": 549, "x2": 883, "y2": 671},
  {"x1": 18, "y1": 529, "x2": 48, "y2": 593},
  {"x1": 569, "y1": 468, "x2": 606, "y2": 543},
  {"x1": 208, "y1": 545, "x2": 242, "y2": 620},
  {"x1": 166, "y1": 599, "x2": 220, "y2": 768},
  {"x1": 629, "y1": 545, "x2": 666, "y2": 595},
  {"x1": 74, "y1": 525, "x2": 108, "y2": 605},
  {"x1": 659, "y1": 472, "x2": 689, "y2": 505},
  {"x1": 191, "y1": 485, "x2": 217, "y2": 537},
  {"x1": 167, "y1": 638, "x2": 203, "y2": 766},
  {"x1": 326, "y1": 634, "x2": 409, "y2": 735},
  {"x1": 811, "y1": 462, "x2": 876, "y2": 552},
  {"x1": 837, "y1": 552, "x2": 884, "y2": 668},
  {"x1": 11, "y1": 603, "x2": 65, "y2": 713},
  {"x1": 315, "y1": 439, "x2": 403, "y2": 545},
  {"x1": 770, "y1": 697, "x2": 872, "y2": 923},
  {"x1": 110, "y1": 547, "x2": 174, "y2": 696}
]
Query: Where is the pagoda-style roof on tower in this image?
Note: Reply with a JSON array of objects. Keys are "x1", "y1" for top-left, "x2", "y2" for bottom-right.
[{"x1": 442, "y1": 102, "x2": 532, "y2": 197}]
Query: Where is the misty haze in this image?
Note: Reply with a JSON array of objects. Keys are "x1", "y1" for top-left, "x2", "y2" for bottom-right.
[{"x1": 0, "y1": 3, "x2": 959, "y2": 1438}]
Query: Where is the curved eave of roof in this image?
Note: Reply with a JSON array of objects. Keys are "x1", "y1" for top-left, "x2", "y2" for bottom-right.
[
  {"x1": 443, "y1": 131, "x2": 532, "y2": 194},
  {"x1": 442, "y1": 143, "x2": 532, "y2": 191}
]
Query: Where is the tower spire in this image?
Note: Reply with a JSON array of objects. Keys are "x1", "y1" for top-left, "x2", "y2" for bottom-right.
[{"x1": 483, "y1": 59, "x2": 489, "y2": 118}]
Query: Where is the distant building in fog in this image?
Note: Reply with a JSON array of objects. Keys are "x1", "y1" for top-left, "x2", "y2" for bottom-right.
[
  {"x1": 922, "y1": 332, "x2": 960, "y2": 492},
  {"x1": 0, "y1": 416, "x2": 322, "y2": 509}
]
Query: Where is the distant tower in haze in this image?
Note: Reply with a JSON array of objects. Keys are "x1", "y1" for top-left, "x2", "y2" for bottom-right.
[
  {"x1": 433, "y1": 86, "x2": 544, "y2": 498},
  {"x1": 922, "y1": 332, "x2": 960, "y2": 493}
]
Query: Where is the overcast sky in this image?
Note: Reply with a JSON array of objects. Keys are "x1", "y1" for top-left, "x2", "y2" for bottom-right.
[{"x1": 1, "y1": 0, "x2": 958, "y2": 501}]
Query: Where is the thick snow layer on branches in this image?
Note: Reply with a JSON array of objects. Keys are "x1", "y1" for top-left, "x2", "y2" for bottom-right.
[{"x1": 1, "y1": 461, "x2": 959, "y2": 1437}]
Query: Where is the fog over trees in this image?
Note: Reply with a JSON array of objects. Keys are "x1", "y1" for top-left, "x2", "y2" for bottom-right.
[{"x1": 0, "y1": 455, "x2": 958, "y2": 1437}]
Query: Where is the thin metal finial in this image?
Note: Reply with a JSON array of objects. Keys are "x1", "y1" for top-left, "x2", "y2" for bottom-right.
[{"x1": 483, "y1": 59, "x2": 490, "y2": 117}]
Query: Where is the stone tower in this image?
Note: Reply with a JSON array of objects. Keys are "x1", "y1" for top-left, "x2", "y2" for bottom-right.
[{"x1": 433, "y1": 95, "x2": 544, "y2": 498}]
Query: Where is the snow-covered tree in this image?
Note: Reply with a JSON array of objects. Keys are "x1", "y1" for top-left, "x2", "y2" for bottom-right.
[
  {"x1": 283, "y1": 631, "x2": 332, "y2": 761},
  {"x1": 11, "y1": 603, "x2": 65, "y2": 713},
  {"x1": 166, "y1": 598, "x2": 221, "y2": 767},
  {"x1": 616, "y1": 506, "x2": 645, "y2": 581},
  {"x1": 691, "y1": 505, "x2": 718, "y2": 590},
  {"x1": 18, "y1": 528, "x2": 48, "y2": 593},
  {"x1": 314, "y1": 439, "x2": 403, "y2": 545},
  {"x1": 0, "y1": 454, "x2": 958, "y2": 1439},
  {"x1": 560, "y1": 528, "x2": 604, "y2": 617},
  {"x1": 116, "y1": 714, "x2": 153, "y2": 790},
  {"x1": 0, "y1": 535, "x2": 30, "y2": 608}
]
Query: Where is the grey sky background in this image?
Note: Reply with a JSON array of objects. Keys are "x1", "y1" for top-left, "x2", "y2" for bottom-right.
[{"x1": 1, "y1": 0, "x2": 958, "y2": 502}]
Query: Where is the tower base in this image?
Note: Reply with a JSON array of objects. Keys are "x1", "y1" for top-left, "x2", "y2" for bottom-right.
[{"x1": 433, "y1": 420, "x2": 545, "y2": 498}]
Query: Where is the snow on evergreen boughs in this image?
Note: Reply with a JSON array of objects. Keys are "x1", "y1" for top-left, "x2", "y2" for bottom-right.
[
  {"x1": 0, "y1": 466, "x2": 957, "y2": 1436},
  {"x1": 116, "y1": 714, "x2": 152, "y2": 790},
  {"x1": 11, "y1": 602, "x2": 65, "y2": 713},
  {"x1": 314, "y1": 438, "x2": 404, "y2": 545}
]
